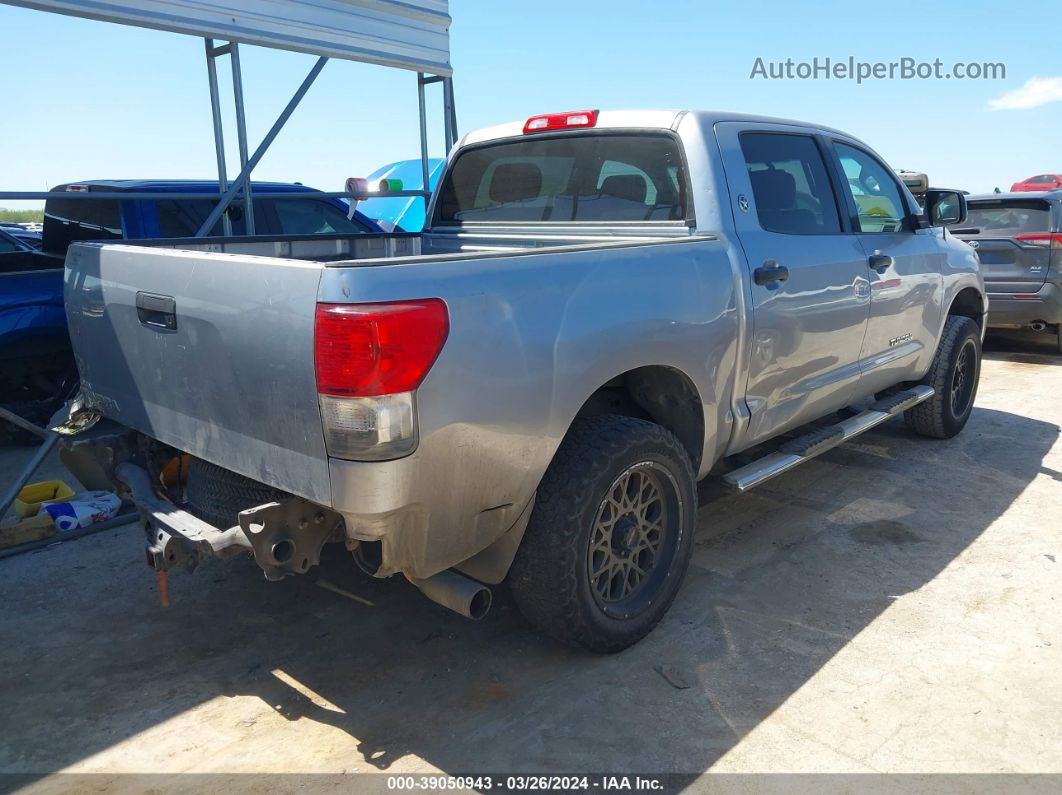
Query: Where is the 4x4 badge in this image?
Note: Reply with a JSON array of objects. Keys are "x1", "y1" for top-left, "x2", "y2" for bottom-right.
[{"x1": 738, "y1": 195, "x2": 749, "y2": 213}]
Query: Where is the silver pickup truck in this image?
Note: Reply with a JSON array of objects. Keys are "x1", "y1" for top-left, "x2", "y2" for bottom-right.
[{"x1": 63, "y1": 109, "x2": 985, "y2": 652}]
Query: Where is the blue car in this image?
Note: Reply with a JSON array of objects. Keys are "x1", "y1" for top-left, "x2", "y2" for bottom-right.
[{"x1": 357, "y1": 159, "x2": 444, "y2": 232}]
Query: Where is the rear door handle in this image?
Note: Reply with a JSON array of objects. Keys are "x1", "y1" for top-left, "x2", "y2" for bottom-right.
[
  {"x1": 868, "y1": 253, "x2": 893, "y2": 273},
  {"x1": 136, "y1": 291, "x2": 177, "y2": 331},
  {"x1": 753, "y1": 260, "x2": 789, "y2": 286}
]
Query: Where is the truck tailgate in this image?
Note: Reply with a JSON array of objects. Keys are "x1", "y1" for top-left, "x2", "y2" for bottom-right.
[{"x1": 64, "y1": 243, "x2": 331, "y2": 505}]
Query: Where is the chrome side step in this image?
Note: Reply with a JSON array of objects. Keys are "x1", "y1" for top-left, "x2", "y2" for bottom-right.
[{"x1": 722, "y1": 385, "x2": 934, "y2": 493}]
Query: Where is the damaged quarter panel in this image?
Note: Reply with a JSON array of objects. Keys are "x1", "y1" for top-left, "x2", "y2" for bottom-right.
[{"x1": 320, "y1": 235, "x2": 740, "y2": 578}]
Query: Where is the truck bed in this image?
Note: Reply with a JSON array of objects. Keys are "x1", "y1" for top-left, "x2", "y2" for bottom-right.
[
  {"x1": 64, "y1": 226, "x2": 699, "y2": 505},
  {"x1": 127, "y1": 230, "x2": 421, "y2": 262}
]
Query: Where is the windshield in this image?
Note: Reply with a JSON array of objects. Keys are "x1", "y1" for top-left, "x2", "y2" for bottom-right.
[{"x1": 434, "y1": 133, "x2": 688, "y2": 224}]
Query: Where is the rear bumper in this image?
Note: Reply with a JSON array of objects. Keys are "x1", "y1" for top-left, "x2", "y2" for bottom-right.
[
  {"x1": 327, "y1": 453, "x2": 536, "y2": 581},
  {"x1": 986, "y1": 283, "x2": 1062, "y2": 327},
  {"x1": 116, "y1": 462, "x2": 343, "y2": 581}
]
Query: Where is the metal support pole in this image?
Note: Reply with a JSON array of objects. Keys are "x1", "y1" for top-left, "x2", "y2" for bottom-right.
[
  {"x1": 417, "y1": 73, "x2": 431, "y2": 212},
  {"x1": 195, "y1": 56, "x2": 329, "y2": 237},
  {"x1": 204, "y1": 38, "x2": 233, "y2": 236},
  {"x1": 0, "y1": 433, "x2": 59, "y2": 521},
  {"x1": 0, "y1": 511, "x2": 139, "y2": 561},
  {"x1": 0, "y1": 406, "x2": 50, "y2": 441},
  {"x1": 229, "y1": 42, "x2": 255, "y2": 235},
  {"x1": 443, "y1": 77, "x2": 457, "y2": 153}
]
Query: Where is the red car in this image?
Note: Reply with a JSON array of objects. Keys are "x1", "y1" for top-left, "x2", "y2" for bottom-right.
[{"x1": 1010, "y1": 173, "x2": 1062, "y2": 192}]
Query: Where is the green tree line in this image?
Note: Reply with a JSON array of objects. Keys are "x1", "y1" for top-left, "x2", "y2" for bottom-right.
[{"x1": 0, "y1": 208, "x2": 44, "y2": 222}]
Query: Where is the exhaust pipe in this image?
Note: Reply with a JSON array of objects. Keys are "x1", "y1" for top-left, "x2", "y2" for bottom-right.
[
  {"x1": 410, "y1": 569, "x2": 492, "y2": 620},
  {"x1": 1030, "y1": 321, "x2": 1048, "y2": 332}
]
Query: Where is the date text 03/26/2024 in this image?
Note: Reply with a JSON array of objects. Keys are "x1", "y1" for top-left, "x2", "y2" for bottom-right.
[{"x1": 386, "y1": 775, "x2": 665, "y2": 791}]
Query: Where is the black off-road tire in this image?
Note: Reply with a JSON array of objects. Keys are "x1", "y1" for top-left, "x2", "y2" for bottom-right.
[
  {"x1": 509, "y1": 415, "x2": 696, "y2": 653},
  {"x1": 185, "y1": 457, "x2": 287, "y2": 530},
  {"x1": 904, "y1": 315, "x2": 981, "y2": 439}
]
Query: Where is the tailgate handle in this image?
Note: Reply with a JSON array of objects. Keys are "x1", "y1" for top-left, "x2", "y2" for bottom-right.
[{"x1": 136, "y1": 292, "x2": 177, "y2": 331}]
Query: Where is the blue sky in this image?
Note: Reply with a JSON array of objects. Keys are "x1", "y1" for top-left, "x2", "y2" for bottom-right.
[{"x1": 1, "y1": 0, "x2": 1059, "y2": 207}]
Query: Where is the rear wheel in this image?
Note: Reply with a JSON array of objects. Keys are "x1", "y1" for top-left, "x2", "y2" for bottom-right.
[
  {"x1": 509, "y1": 415, "x2": 696, "y2": 653},
  {"x1": 904, "y1": 315, "x2": 981, "y2": 439}
]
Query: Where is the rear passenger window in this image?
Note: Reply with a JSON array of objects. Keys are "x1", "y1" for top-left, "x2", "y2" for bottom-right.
[
  {"x1": 153, "y1": 198, "x2": 370, "y2": 238},
  {"x1": 740, "y1": 133, "x2": 841, "y2": 234},
  {"x1": 834, "y1": 143, "x2": 909, "y2": 233},
  {"x1": 269, "y1": 199, "x2": 369, "y2": 234},
  {"x1": 155, "y1": 199, "x2": 257, "y2": 237}
]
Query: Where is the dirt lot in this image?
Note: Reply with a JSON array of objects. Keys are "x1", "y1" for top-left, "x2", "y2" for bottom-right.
[{"x1": 1, "y1": 332, "x2": 1061, "y2": 788}]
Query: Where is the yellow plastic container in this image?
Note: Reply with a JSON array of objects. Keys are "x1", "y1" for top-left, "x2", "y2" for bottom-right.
[{"x1": 13, "y1": 480, "x2": 75, "y2": 518}]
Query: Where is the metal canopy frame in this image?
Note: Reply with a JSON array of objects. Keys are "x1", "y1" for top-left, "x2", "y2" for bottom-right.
[
  {"x1": 0, "y1": 1, "x2": 457, "y2": 235},
  {"x1": 4, "y1": 1, "x2": 452, "y2": 75}
]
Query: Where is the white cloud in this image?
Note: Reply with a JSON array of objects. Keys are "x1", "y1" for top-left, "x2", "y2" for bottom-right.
[{"x1": 988, "y1": 76, "x2": 1062, "y2": 110}]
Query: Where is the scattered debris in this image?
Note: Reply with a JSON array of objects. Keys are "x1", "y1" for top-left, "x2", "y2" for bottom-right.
[
  {"x1": 655, "y1": 664, "x2": 691, "y2": 690},
  {"x1": 0, "y1": 513, "x2": 55, "y2": 549},
  {"x1": 43, "y1": 490, "x2": 121, "y2": 531},
  {"x1": 316, "y1": 578, "x2": 375, "y2": 607}
]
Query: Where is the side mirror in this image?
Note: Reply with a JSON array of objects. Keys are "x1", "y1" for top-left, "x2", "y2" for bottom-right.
[{"x1": 924, "y1": 189, "x2": 967, "y2": 227}]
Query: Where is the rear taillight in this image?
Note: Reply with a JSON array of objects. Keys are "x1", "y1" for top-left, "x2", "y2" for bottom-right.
[
  {"x1": 523, "y1": 109, "x2": 598, "y2": 134},
  {"x1": 314, "y1": 299, "x2": 448, "y2": 461},
  {"x1": 314, "y1": 300, "x2": 448, "y2": 397},
  {"x1": 1015, "y1": 234, "x2": 1062, "y2": 250}
]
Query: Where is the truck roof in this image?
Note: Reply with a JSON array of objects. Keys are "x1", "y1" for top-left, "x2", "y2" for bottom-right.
[
  {"x1": 42, "y1": 179, "x2": 386, "y2": 234},
  {"x1": 458, "y1": 109, "x2": 862, "y2": 148}
]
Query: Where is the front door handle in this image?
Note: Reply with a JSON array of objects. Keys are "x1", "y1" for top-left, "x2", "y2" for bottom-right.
[
  {"x1": 868, "y1": 253, "x2": 893, "y2": 273},
  {"x1": 753, "y1": 259, "x2": 789, "y2": 286}
]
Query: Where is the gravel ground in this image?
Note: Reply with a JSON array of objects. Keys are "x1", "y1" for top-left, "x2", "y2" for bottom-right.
[{"x1": 1, "y1": 331, "x2": 1060, "y2": 791}]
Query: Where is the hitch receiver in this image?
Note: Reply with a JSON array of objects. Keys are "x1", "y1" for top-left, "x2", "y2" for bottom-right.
[
  {"x1": 238, "y1": 500, "x2": 342, "y2": 581},
  {"x1": 117, "y1": 462, "x2": 342, "y2": 581}
]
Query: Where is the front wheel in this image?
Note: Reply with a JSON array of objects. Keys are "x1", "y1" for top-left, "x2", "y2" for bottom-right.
[
  {"x1": 509, "y1": 415, "x2": 696, "y2": 653},
  {"x1": 905, "y1": 315, "x2": 981, "y2": 439}
]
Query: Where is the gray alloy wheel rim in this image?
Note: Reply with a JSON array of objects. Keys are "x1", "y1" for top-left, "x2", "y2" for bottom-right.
[{"x1": 587, "y1": 460, "x2": 682, "y2": 618}]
